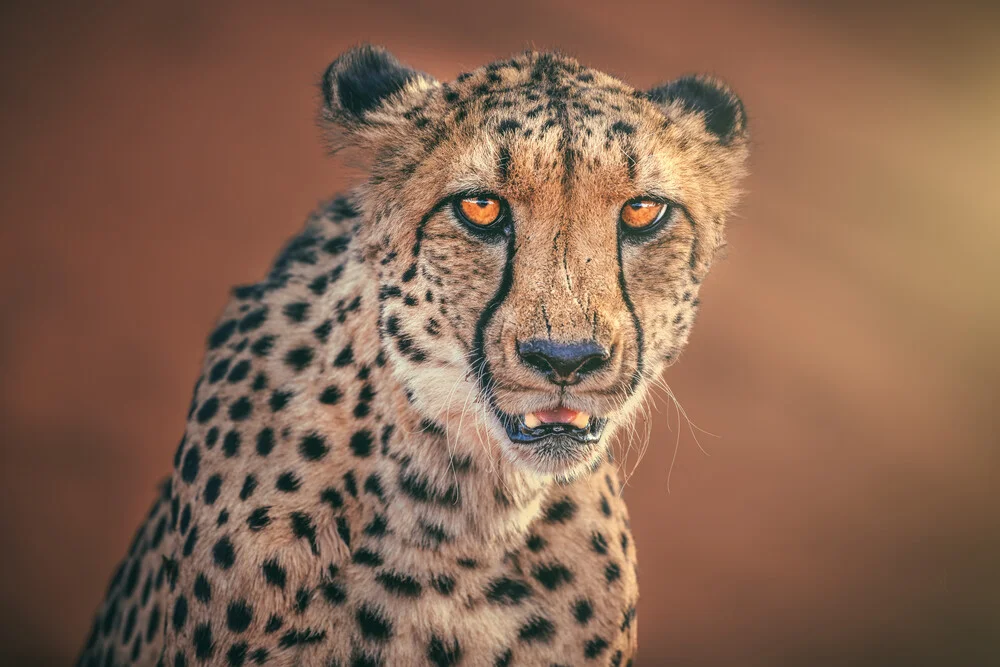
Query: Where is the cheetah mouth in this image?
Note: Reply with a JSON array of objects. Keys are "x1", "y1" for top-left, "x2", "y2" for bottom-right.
[{"x1": 498, "y1": 407, "x2": 607, "y2": 445}]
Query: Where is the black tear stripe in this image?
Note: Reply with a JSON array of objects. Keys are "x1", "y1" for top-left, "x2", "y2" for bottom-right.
[
  {"x1": 470, "y1": 229, "x2": 518, "y2": 407},
  {"x1": 616, "y1": 228, "x2": 645, "y2": 393},
  {"x1": 411, "y1": 199, "x2": 451, "y2": 258}
]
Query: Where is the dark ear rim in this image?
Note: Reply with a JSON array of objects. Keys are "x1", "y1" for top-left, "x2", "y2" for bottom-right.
[
  {"x1": 647, "y1": 75, "x2": 747, "y2": 145},
  {"x1": 320, "y1": 44, "x2": 429, "y2": 121}
]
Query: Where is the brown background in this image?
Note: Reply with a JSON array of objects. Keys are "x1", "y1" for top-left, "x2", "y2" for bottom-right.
[{"x1": 1, "y1": 1, "x2": 998, "y2": 665}]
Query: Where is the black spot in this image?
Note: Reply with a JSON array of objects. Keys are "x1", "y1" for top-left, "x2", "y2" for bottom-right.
[
  {"x1": 350, "y1": 430, "x2": 373, "y2": 457},
  {"x1": 196, "y1": 397, "x2": 219, "y2": 424},
  {"x1": 181, "y1": 446, "x2": 200, "y2": 484},
  {"x1": 518, "y1": 615, "x2": 555, "y2": 644},
  {"x1": 337, "y1": 516, "x2": 352, "y2": 548},
  {"x1": 227, "y1": 360, "x2": 251, "y2": 383},
  {"x1": 146, "y1": 603, "x2": 161, "y2": 642},
  {"x1": 247, "y1": 506, "x2": 271, "y2": 531},
  {"x1": 486, "y1": 577, "x2": 533, "y2": 605},
  {"x1": 193, "y1": 623, "x2": 214, "y2": 660},
  {"x1": 573, "y1": 598, "x2": 594, "y2": 624},
  {"x1": 321, "y1": 566, "x2": 347, "y2": 605},
  {"x1": 209, "y1": 358, "x2": 231, "y2": 383},
  {"x1": 295, "y1": 587, "x2": 313, "y2": 613},
  {"x1": 323, "y1": 234, "x2": 351, "y2": 254},
  {"x1": 376, "y1": 570, "x2": 422, "y2": 598},
  {"x1": 212, "y1": 536, "x2": 235, "y2": 569},
  {"x1": 250, "y1": 335, "x2": 275, "y2": 356},
  {"x1": 172, "y1": 595, "x2": 188, "y2": 631},
  {"x1": 238, "y1": 308, "x2": 268, "y2": 333},
  {"x1": 605, "y1": 561, "x2": 621, "y2": 584},
  {"x1": 532, "y1": 562, "x2": 574, "y2": 591},
  {"x1": 610, "y1": 120, "x2": 635, "y2": 136},
  {"x1": 284, "y1": 346, "x2": 314, "y2": 371},
  {"x1": 205, "y1": 426, "x2": 219, "y2": 448},
  {"x1": 264, "y1": 615, "x2": 283, "y2": 634},
  {"x1": 203, "y1": 474, "x2": 222, "y2": 505},
  {"x1": 276, "y1": 471, "x2": 301, "y2": 492},
  {"x1": 600, "y1": 495, "x2": 612, "y2": 517},
  {"x1": 379, "y1": 284, "x2": 402, "y2": 301},
  {"x1": 320, "y1": 486, "x2": 344, "y2": 510},
  {"x1": 299, "y1": 432, "x2": 329, "y2": 461},
  {"x1": 334, "y1": 345, "x2": 354, "y2": 367},
  {"x1": 226, "y1": 600, "x2": 253, "y2": 633},
  {"x1": 182, "y1": 525, "x2": 199, "y2": 557},
  {"x1": 430, "y1": 573, "x2": 455, "y2": 596},
  {"x1": 584, "y1": 636, "x2": 609, "y2": 659},
  {"x1": 526, "y1": 534, "x2": 546, "y2": 552},
  {"x1": 226, "y1": 641, "x2": 248, "y2": 667},
  {"x1": 497, "y1": 118, "x2": 522, "y2": 134},
  {"x1": 543, "y1": 496, "x2": 577, "y2": 523},
  {"x1": 278, "y1": 628, "x2": 327, "y2": 648},
  {"x1": 269, "y1": 390, "x2": 292, "y2": 411},
  {"x1": 179, "y1": 503, "x2": 191, "y2": 534},
  {"x1": 283, "y1": 302, "x2": 310, "y2": 323},
  {"x1": 122, "y1": 605, "x2": 139, "y2": 646},
  {"x1": 352, "y1": 547, "x2": 383, "y2": 567},
  {"x1": 256, "y1": 428, "x2": 275, "y2": 456},
  {"x1": 457, "y1": 558, "x2": 477, "y2": 569},
  {"x1": 223, "y1": 430, "x2": 241, "y2": 457},
  {"x1": 319, "y1": 385, "x2": 342, "y2": 404},
  {"x1": 250, "y1": 648, "x2": 268, "y2": 665},
  {"x1": 290, "y1": 511, "x2": 319, "y2": 555},
  {"x1": 355, "y1": 603, "x2": 393, "y2": 642},
  {"x1": 494, "y1": 648, "x2": 513, "y2": 667},
  {"x1": 228, "y1": 397, "x2": 252, "y2": 421},
  {"x1": 621, "y1": 605, "x2": 637, "y2": 631},
  {"x1": 401, "y1": 263, "x2": 418, "y2": 282},
  {"x1": 363, "y1": 473, "x2": 386, "y2": 503},
  {"x1": 313, "y1": 319, "x2": 332, "y2": 342},
  {"x1": 194, "y1": 574, "x2": 211, "y2": 602},
  {"x1": 591, "y1": 532, "x2": 609, "y2": 555},
  {"x1": 343, "y1": 470, "x2": 358, "y2": 497},
  {"x1": 428, "y1": 635, "x2": 462, "y2": 667},
  {"x1": 209, "y1": 320, "x2": 238, "y2": 349},
  {"x1": 261, "y1": 558, "x2": 286, "y2": 589}
]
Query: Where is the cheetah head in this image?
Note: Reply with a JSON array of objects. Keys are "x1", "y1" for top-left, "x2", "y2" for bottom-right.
[{"x1": 321, "y1": 46, "x2": 749, "y2": 479}]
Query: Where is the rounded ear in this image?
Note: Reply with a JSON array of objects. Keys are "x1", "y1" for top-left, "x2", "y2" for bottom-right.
[
  {"x1": 320, "y1": 44, "x2": 436, "y2": 126},
  {"x1": 647, "y1": 75, "x2": 748, "y2": 145}
]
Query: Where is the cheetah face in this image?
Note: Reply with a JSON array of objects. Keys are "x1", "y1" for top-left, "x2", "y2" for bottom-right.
[{"x1": 322, "y1": 47, "x2": 748, "y2": 478}]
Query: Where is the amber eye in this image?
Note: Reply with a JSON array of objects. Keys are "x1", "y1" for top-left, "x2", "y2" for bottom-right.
[
  {"x1": 620, "y1": 199, "x2": 668, "y2": 230},
  {"x1": 455, "y1": 196, "x2": 503, "y2": 228}
]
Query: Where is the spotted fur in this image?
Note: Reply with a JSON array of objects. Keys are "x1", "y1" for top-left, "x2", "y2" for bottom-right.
[{"x1": 77, "y1": 46, "x2": 748, "y2": 666}]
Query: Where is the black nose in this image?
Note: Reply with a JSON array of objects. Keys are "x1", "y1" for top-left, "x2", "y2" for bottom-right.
[{"x1": 517, "y1": 339, "x2": 611, "y2": 385}]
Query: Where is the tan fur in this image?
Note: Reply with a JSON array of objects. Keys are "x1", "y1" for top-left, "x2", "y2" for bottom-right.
[{"x1": 77, "y1": 49, "x2": 747, "y2": 667}]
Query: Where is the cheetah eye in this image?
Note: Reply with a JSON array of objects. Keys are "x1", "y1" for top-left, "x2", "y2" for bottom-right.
[
  {"x1": 620, "y1": 198, "x2": 669, "y2": 231},
  {"x1": 453, "y1": 195, "x2": 505, "y2": 230}
]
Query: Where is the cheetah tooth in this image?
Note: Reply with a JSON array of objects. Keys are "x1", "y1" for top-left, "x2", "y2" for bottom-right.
[
  {"x1": 523, "y1": 413, "x2": 541, "y2": 428},
  {"x1": 570, "y1": 411, "x2": 591, "y2": 429}
]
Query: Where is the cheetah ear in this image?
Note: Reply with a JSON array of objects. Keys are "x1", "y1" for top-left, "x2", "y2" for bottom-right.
[
  {"x1": 320, "y1": 45, "x2": 437, "y2": 129},
  {"x1": 646, "y1": 75, "x2": 748, "y2": 145}
]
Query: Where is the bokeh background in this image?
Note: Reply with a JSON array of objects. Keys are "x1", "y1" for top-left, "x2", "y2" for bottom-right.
[{"x1": 1, "y1": 1, "x2": 998, "y2": 664}]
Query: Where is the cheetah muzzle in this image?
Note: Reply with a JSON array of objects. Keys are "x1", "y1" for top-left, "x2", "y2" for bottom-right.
[{"x1": 77, "y1": 45, "x2": 748, "y2": 667}]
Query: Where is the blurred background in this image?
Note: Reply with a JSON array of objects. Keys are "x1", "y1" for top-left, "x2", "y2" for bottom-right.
[{"x1": 1, "y1": 1, "x2": 998, "y2": 664}]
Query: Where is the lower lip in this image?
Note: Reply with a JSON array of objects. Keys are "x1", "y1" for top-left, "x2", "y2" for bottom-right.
[{"x1": 499, "y1": 412, "x2": 608, "y2": 444}]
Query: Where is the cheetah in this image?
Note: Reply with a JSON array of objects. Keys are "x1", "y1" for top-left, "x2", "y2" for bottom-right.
[{"x1": 76, "y1": 46, "x2": 749, "y2": 666}]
